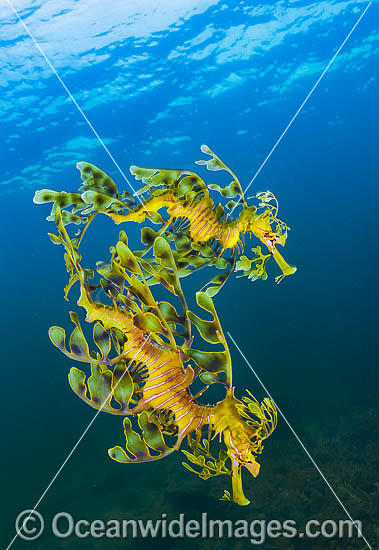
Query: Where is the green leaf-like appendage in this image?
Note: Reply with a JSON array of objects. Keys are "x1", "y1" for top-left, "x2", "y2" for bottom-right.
[
  {"x1": 116, "y1": 241, "x2": 142, "y2": 274},
  {"x1": 194, "y1": 144, "x2": 245, "y2": 204},
  {"x1": 108, "y1": 414, "x2": 175, "y2": 463},
  {"x1": 130, "y1": 165, "x2": 207, "y2": 198},
  {"x1": 133, "y1": 311, "x2": 168, "y2": 337},
  {"x1": 33, "y1": 190, "x2": 84, "y2": 212},
  {"x1": 96, "y1": 261, "x2": 124, "y2": 288},
  {"x1": 81, "y1": 190, "x2": 125, "y2": 212},
  {"x1": 185, "y1": 291, "x2": 232, "y2": 381},
  {"x1": 195, "y1": 145, "x2": 228, "y2": 172},
  {"x1": 201, "y1": 253, "x2": 236, "y2": 297},
  {"x1": 34, "y1": 163, "x2": 136, "y2": 235},
  {"x1": 220, "y1": 490, "x2": 232, "y2": 502},
  {"x1": 184, "y1": 349, "x2": 228, "y2": 374},
  {"x1": 199, "y1": 372, "x2": 225, "y2": 385},
  {"x1": 68, "y1": 362, "x2": 135, "y2": 414},
  {"x1": 235, "y1": 255, "x2": 252, "y2": 272},
  {"x1": 49, "y1": 324, "x2": 93, "y2": 365},
  {"x1": 77, "y1": 162, "x2": 120, "y2": 197},
  {"x1": 208, "y1": 181, "x2": 241, "y2": 199},
  {"x1": 237, "y1": 392, "x2": 278, "y2": 441},
  {"x1": 235, "y1": 246, "x2": 271, "y2": 282},
  {"x1": 187, "y1": 292, "x2": 222, "y2": 344},
  {"x1": 182, "y1": 439, "x2": 231, "y2": 480},
  {"x1": 49, "y1": 313, "x2": 127, "y2": 366},
  {"x1": 186, "y1": 311, "x2": 219, "y2": 344},
  {"x1": 138, "y1": 412, "x2": 171, "y2": 454},
  {"x1": 158, "y1": 302, "x2": 185, "y2": 325},
  {"x1": 140, "y1": 226, "x2": 161, "y2": 247}
]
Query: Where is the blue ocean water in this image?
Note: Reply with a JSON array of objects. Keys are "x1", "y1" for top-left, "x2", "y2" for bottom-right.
[{"x1": 1, "y1": 1, "x2": 378, "y2": 549}]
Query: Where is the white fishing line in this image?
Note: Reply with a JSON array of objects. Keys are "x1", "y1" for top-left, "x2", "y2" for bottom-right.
[
  {"x1": 3, "y1": 2, "x2": 146, "y2": 547},
  {"x1": 4, "y1": 2, "x2": 373, "y2": 549},
  {"x1": 227, "y1": 331, "x2": 372, "y2": 550},
  {"x1": 231, "y1": 1, "x2": 372, "y2": 214},
  {"x1": 5, "y1": 0, "x2": 144, "y2": 205},
  {"x1": 5, "y1": 363, "x2": 133, "y2": 550}
]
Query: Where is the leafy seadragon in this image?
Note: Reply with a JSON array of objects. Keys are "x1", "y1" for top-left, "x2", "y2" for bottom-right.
[
  {"x1": 34, "y1": 145, "x2": 296, "y2": 296},
  {"x1": 46, "y1": 206, "x2": 277, "y2": 505}
]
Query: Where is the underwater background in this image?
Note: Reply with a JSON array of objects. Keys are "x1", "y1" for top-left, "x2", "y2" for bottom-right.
[{"x1": 1, "y1": 1, "x2": 378, "y2": 549}]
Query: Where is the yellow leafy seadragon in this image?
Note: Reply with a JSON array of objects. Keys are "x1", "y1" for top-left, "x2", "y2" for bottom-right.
[
  {"x1": 34, "y1": 145, "x2": 296, "y2": 295},
  {"x1": 46, "y1": 206, "x2": 277, "y2": 506}
]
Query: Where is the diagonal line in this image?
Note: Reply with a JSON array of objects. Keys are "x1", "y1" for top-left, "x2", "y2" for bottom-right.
[
  {"x1": 5, "y1": 0, "x2": 146, "y2": 208},
  {"x1": 226, "y1": 331, "x2": 372, "y2": 550},
  {"x1": 230, "y1": 1, "x2": 372, "y2": 215},
  {"x1": 5, "y1": 364, "x2": 132, "y2": 550}
]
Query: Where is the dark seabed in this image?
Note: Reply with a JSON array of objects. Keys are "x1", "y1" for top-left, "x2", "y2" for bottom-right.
[{"x1": 1, "y1": 1, "x2": 378, "y2": 549}]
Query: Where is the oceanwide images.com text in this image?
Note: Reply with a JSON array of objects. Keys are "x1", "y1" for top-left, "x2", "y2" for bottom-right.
[{"x1": 15, "y1": 510, "x2": 364, "y2": 545}]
